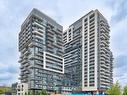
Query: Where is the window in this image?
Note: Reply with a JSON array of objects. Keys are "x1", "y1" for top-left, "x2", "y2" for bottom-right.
[
  {"x1": 90, "y1": 13, "x2": 95, "y2": 19},
  {"x1": 54, "y1": 48, "x2": 57, "y2": 55},
  {"x1": 84, "y1": 18, "x2": 87, "y2": 22},
  {"x1": 53, "y1": 34, "x2": 57, "y2": 44}
]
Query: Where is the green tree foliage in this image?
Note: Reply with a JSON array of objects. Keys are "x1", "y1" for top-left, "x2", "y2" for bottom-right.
[
  {"x1": 0, "y1": 89, "x2": 4, "y2": 94},
  {"x1": 0, "y1": 87, "x2": 11, "y2": 94},
  {"x1": 25, "y1": 90, "x2": 47, "y2": 95},
  {"x1": 123, "y1": 85, "x2": 127, "y2": 95},
  {"x1": 23, "y1": 91, "x2": 31, "y2": 95},
  {"x1": 28, "y1": 91, "x2": 33, "y2": 95},
  {"x1": 25, "y1": 92, "x2": 28, "y2": 95},
  {"x1": 40, "y1": 89, "x2": 48, "y2": 95},
  {"x1": 106, "y1": 81, "x2": 121, "y2": 95}
]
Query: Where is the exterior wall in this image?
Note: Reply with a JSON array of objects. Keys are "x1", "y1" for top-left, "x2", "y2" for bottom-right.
[
  {"x1": 17, "y1": 83, "x2": 28, "y2": 95},
  {"x1": 64, "y1": 9, "x2": 113, "y2": 93},
  {"x1": 82, "y1": 9, "x2": 98, "y2": 91},
  {"x1": 63, "y1": 24, "x2": 82, "y2": 90},
  {"x1": 97, "y1": 10, "x2": 113, "y2": 91},
  {"x1": 19, "y1": 8, "x2": 63, "y2": 92},
  {"x1": 11, "y1": 82, "x2": 18, "y2": 95}
]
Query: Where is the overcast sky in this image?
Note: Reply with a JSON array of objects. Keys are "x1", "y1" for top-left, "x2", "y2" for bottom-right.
[{"x1": 0, "y1": 0, "x2": 127, "y2": 87}]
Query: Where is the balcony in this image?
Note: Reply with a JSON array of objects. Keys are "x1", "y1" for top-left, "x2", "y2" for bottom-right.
[
  {"x1": 33, "y1": 30, "x2": 43, "y2": 37},
  {"x1": 33, "y1": 21, "x2": 44, "y2": 29}
]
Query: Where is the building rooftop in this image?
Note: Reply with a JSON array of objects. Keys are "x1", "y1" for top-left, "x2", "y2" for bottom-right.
[{"x1": 21, "y1": 8, "x2": 63, "y2": 29}]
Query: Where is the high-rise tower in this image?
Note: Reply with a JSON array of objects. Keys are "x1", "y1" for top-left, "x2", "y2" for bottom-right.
[
  {"x1": 19, "y1": 8, "x2": 64, "y2": 93},
  {"x1": 63, "y1": 9, "x2": 113, "y2": 94}
]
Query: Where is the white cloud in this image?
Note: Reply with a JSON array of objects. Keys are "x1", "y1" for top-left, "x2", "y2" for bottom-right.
[
  {"x1": 0, "y1": 61, "x2": 19, "y2": 86},
  {"x1": 55, "y1": 0, "x2": 114, "y2": 29},
  {"x1": 111, "y1": 16, "x2": 127, "y2": 57}
]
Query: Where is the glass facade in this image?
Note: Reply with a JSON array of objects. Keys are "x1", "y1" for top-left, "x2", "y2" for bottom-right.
[{"x1": 19, "y1": 8, "x2": 63, "y2": 93}]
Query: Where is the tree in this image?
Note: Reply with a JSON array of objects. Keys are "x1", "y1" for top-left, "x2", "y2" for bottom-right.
[
  {"x1": 40, "y1": 89, "x2": 48, "y2": 95},
  {"x1": 106, "y1": 81, "x2": 121, "y2": 95},
  {"x1": 0, "y1": 89, "x2": 4, "y2": 94},
  {"x1": 25, "y1": 92, "x2": 28, "y2": 95},
  {"x1": 123, "y1": 85, "x2": 127, "y2": 95},
  {"x1": 0, "y1": 87, "x2": 11, "y2": 94},
  {"x1": 25, "y1": 91, "x2": 32, "y2": 95}
]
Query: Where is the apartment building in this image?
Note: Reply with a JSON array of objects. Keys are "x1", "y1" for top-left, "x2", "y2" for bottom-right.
[
  {"x1": 19, "y1": 8, "x2": 64, "y2": 93},
  {"x1": 63, "y1": 9, "x2": 113, "y2": 94},
  {"x1": 17, "y1": 83, "x2": 28, "y2": 95},
  {"x1": 19, "y1": 8, "x2": 113, "y2": 94}
]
